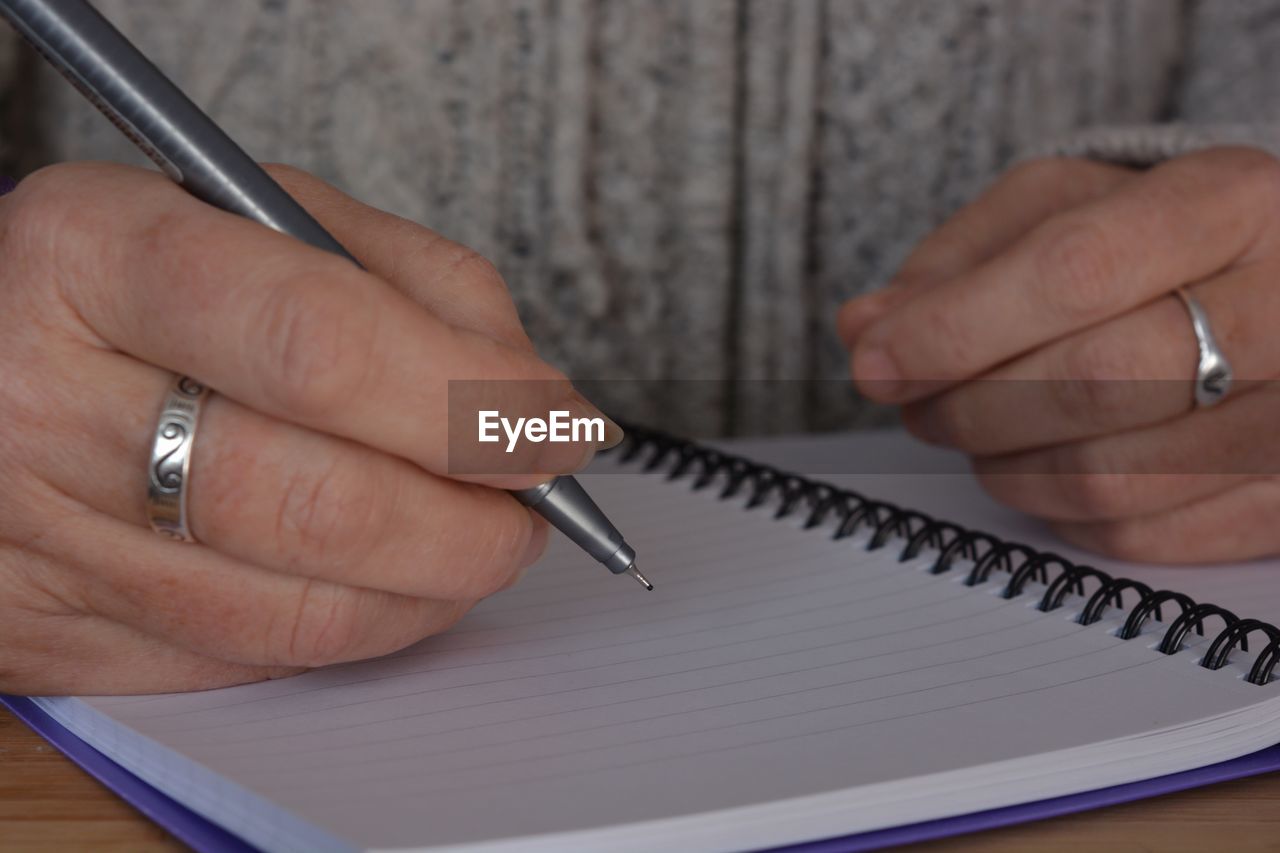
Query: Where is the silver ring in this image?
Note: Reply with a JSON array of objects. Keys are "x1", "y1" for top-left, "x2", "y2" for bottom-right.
[
  {"x1": 146, "y1": 375, "x2": 210, "y2": 542},
  {"x1": 1175, "y1": 288, "x2": 1233, "y2": 409}
]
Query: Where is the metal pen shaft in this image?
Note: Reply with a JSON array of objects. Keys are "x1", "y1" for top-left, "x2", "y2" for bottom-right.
[
  {"x1": 1, "y1": 0, "x2": 645, "y2": 588},
  {"x1": 513, "y1": 478, "x2": 649, "y2": 588}
]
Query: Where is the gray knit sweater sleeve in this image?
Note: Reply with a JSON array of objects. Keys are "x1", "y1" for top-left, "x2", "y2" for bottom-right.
[
  {"x1": 1035, "y1": 123, "x2": 1280, "y2": 169},
  {"x1": 1037, "y1": 0, "x2": 1280, "y2": 169}
]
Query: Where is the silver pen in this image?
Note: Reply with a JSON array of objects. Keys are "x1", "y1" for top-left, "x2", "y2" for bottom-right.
[{"x1": 0, "y1": 0, "x2": 651, "y2": 591}]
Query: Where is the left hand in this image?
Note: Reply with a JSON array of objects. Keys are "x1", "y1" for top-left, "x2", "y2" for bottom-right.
[{"x1": 838, "y1": 147, "x2": 1280, "y2": 564}]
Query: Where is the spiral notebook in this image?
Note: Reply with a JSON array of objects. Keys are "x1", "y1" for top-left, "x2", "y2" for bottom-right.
[{"x1": 7, "y1": 428, "x2": 1280, "y2": 853}]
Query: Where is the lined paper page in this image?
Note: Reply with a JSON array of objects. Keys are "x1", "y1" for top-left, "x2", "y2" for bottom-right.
[
  {"x1": 53, "y1": 448, "x2": 1280, "y2": 853},
  {"x1": 731, "y1": 430, "x2": 1280, "y2": 621}
]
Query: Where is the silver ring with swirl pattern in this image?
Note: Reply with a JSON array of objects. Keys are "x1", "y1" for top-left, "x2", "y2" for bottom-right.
[{"x1": 146, "y1": 375, "x2": 211, "y2": 542}]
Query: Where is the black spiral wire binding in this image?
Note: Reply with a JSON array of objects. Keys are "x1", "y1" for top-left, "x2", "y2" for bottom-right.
[
  {"x1": 1119, "y1": 590, "x2": 1196, "y2": 641},
  {"x1": 1078, "y1": 578, "x2": 1153, "y2": 627},
  {"x1": 610, "y1": 425, "x2": 1280, "y2": 686}
]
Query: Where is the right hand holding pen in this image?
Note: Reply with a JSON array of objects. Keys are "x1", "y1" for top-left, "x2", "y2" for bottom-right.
[{"x1": 0, "y1": 162, "x2": 618, "y2": 694}]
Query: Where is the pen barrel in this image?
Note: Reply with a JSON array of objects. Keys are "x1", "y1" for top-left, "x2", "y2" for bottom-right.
[
  {"x1": 513, "y1": 477, "x2": 635, "y2": 574},
  {"x1": 0, "y1": 0, "x2": 357, "y2": 263}
]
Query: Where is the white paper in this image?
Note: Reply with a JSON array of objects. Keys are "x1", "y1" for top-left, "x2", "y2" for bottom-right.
[{"x1": 44, "y1": 433, "x2": 1280, "y2": 853}]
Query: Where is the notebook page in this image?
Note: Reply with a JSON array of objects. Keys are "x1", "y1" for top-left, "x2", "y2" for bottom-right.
[
  {"x1": 45, "y1": 450, "x2": 1280, "y2": 853},
  {"x1": 727, "y1": 430, "x2": 1280, "y2": 622}
]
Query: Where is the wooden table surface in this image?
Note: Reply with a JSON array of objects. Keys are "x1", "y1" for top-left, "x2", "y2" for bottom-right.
[{"x1": 3, "y1": 707, "x2": 1280, "y2": 852}]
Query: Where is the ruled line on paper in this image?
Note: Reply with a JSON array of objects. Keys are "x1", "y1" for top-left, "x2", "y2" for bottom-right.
[
  {"x1": 168, "y1": 590, "x2": 1029, "y2": 755},
  {"x1": 203, "y1": 601, "x2": 1054, "y2": 767},
  {"x1": 267, "y1": 631, "x2": 1153, "y2": 800},
  {"x1": 124, "y1": 571, "x2": 975, "y2": 726},
  {"x1": 107, "y1": 529, "x2": 900, "y2": 718},
  {"x1": 348, "y1": 655, "x2": 1169, "y2": 804}
]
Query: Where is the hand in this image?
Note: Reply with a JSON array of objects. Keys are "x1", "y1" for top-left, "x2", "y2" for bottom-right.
[
  {"x1": 0, "y1": 162, "x2": 617, "y2": 694},
  {"x1": 838, "y1": 147, "x2": 1280, "y2": 564}
]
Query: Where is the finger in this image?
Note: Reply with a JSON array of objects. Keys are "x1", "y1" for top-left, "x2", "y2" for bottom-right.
[
  {"x1": 903, "y1": 260, "x2": 1280, "y2": 455},
  {"x1": 2, "y1": 587, "x2": 303, "y2": 695},
  {"x1": 838, "y1": 158, "x2": 1133, "y2": 346},
  {"x1": 4, "y1": 613, "x2": 304, "y2": 695},
  {"x1": 22, "y1": 483, "x2": 475, "y2": 668},
  {"x1": 891, "y1": 160, "x2": 1136, "y2": 290},
  {"x1": 851, "y1": 147, "x2": 1280, "y2": 402},
  {"x1": 972, "y1": 383, "x2": 1280, "y2": 522},
  {"x1": 260, "y1": 164, "x2": 533, "y2": 350},
  {"x1": 1050, "y1": 477, "x2": 1280, "y2": 564},
  {"x1": 29, "y1": 350, "x2": 547, "y2": 601},
  {"x1": 4, "y1": 482, "x2": 293, "y2": 695},
  {"x1": 3, "y1": 162, "x2": 617, "y2": 487}
]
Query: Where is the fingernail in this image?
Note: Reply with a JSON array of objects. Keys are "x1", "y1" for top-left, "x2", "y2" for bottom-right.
[
  {"x1": 839, "y1": 289, "x2": 898, "y2": 348},
  {"x1": 854, "y1": 345, "x2": 901, "y2": 398},
  {"x1": 534, "y1": 425, "x2": 595, "y2": 475},
  {"x1": 569, "y1": 390, "x2": 624, "y2": 449},
  {"x1": 867, "y1": 285, "x2": 902, "y2": 309},
  {"x1": 856, "y1": 289, "x2": 894, "y2": 312},
  {"x1": 533, "y1": 392, "x2": 622, "y2": 475}
]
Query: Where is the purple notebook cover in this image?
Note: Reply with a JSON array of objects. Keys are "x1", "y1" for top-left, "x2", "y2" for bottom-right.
[{"x1": 4, "y1": 693, "x2": 1279, "y2": 853}]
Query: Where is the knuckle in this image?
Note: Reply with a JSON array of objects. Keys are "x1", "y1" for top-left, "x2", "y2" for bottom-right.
[
  {"x1": 1034, "y1": 219, "x2": 1118, "y2": 323},
  {"x1": 453, "y1": 248, "x2": 507, "y2": 292},
  {"x1": 274, "y1": 454, "x2": 388, "y2": 566},
  {"x1": 255, "y1": 278, "x2": 377, "y2": 417},
  {"x1": 276, "y1": 581, "x2": 366, "y2": 667},
  {"x1": 972, "y1": 464, "x2": 1026, "y2": 510},
  {"x1": 1060, "y1": 331, "x2": 1132, "y2": 382},
  {"x1": 435, "y1": 241, "x2": 523, "y2": 298},
  {"x1": 188, "y1": 417, "x2": 268, "y2": 543},
  {"x1": 914, "y1": 302, "x2": 978, "y2": 376},
  {"x1": 275, "y1": 588, "x2": 468, "y2": 667},
  {"x1": 0, "y1": 166, "x2": 80, "y2": 258},
  {"x1": 447, "y1": 248, "x2": 531, "y2": 347},
  {"x1": 419, "y1": 239, "x2": 507, "y2": 296},
  {"x1": 438, "y1": 502, "x2": 534, "y2": 600},
  {"x1": 898, "y1": 231, "x2": 972, "y2": 283},
  {"x1": 2, "y1": 164, "x2": 169, "y2": 259},
  {"x1": 1218, "y1": 146, "x2": 1280, "y2": 213},
  {"x1": 1052, "y1": 334, "x2": 1138, "y2": 424},
  {"x1": 902, "y1": 396, "x2": 977, "y2": 451},
  {"x1": 1052, "y1": 446, "x2": 1137, "y2": 518},
  {"x1": 1066, "y1": 473, "x2": 1135, "y2": 518},
  {"x1": 131, "y1": 207, "x2": 197, "y2": 284},
  {"x1": 1197, "y1": 145, "x2": 1280, "y2": 182},
  {"x1": 7, "y1": 162, "x2": 81, "y2": 204},
  {"x1": 1077, "y1": 521, "x2": 1152, "y2": 562},
  {"x1": 1004, "y1": 157, "x2": 1074, "y2": 193}
]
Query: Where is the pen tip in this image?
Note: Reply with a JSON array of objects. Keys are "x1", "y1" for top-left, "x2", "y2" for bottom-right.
[{"x1": 626, "y1": 564, "x2": 654, "y2": 591}]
